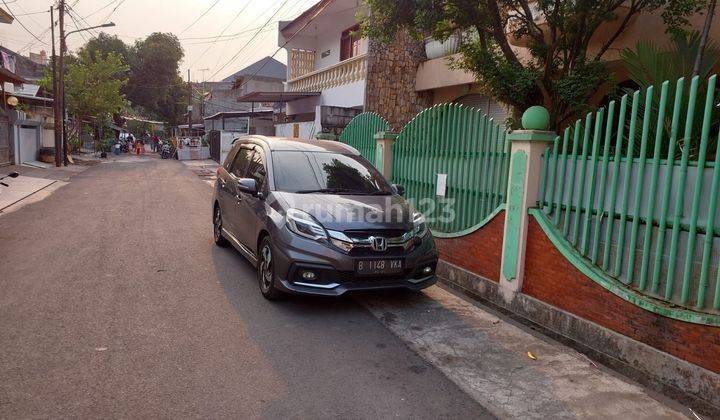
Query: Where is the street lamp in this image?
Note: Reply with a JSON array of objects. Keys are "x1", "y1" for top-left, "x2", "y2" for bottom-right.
[
  {"x1": 64, "y1": 22, "x2": 116, "y2": 40},
  {"x1": 55, "y1": 21, "x2": 116, "y2": 165}
]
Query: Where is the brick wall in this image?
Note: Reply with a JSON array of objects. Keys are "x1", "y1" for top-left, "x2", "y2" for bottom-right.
[
  {"x1": 435, "y1": 211, "x2": 505, "y2": 282},
  {"x1": 364, "y1": 31, "x2": 432, "y2": 131},
  {"x1": 523, "y1": 217, "x2": 720, "y2": 374}
]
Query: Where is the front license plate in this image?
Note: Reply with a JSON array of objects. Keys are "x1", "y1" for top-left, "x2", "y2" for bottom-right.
[{"x1": 356, "y1": 259, "x2": 404, "y2": 276}]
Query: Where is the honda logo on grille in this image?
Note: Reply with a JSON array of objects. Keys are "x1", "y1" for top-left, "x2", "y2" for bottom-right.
[{"x1": 369, "y1": 236, "x2": 387, "y2": 252}]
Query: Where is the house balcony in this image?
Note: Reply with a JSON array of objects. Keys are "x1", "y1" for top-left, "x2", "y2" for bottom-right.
[
  {"x1": 507, "y1": 2, "x2": 634, "y2": 48},
  {"x1": 286, "y1": 54, "x2": 368, "y2": 93},
  {"x1": 424, "y1": 34, "x2": 461, "y2": 60}
]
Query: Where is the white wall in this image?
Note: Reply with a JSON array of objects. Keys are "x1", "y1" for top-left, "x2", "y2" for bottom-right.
[
  {"x1": 320, "y1": 80, "x2": 366, "y2": 109},
  {"x1": 42, "y1": 128, "x2": 54, "y2": 147},
  {"x1": 275, "y1": 121, "x2": 317, "y2": 139}
]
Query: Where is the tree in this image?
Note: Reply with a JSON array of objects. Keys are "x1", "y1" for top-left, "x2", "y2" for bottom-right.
[
  {"x1": 64, "y1": 51, "x2": 128, "y2": 123},
  {"x1": 41, "y1": 50, "x2": 128, "y2": 144},
  {"x1": 79, "y1": 32, "x2": 131, "y2": 64},
  {"x1": 362, "y1": 0, "x2": 705, "y2": 129},
  {"x1": 693, "y1": 0, "x2": 717, "y2": 75},
  {"x1": 125, "y1": 32, "x2": 185, "y2": 122}
]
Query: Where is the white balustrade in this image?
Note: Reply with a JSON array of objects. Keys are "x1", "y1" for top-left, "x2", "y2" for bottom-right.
[{"x1": 286, "y1": 54, "x2": 367, "y2": 92}]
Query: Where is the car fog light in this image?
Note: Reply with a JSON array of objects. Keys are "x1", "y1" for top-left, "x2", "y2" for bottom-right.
[
  {"x1": 301, "y1": 270, "x2": 317, "y2": 281},
  {"x1": 422, "y1": 266, "x2": 433, "y2": 274}
]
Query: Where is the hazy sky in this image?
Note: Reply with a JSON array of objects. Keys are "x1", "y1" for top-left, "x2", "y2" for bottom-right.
[{"x1": 0, "y1": 0, "x2": 320, "y2": 82}]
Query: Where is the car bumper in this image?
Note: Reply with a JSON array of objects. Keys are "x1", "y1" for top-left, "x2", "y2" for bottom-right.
[{"x1": 272, "y1": 228, "x2": 439, "y2": 296}]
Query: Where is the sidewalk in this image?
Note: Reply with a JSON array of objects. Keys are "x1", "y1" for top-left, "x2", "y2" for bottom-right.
[
  {"x1": 360, "y1": 286, "x2": 690, "y2": 419},
  {"x1": 0, "y1": 163, "x2": 90, "y2": 213}
]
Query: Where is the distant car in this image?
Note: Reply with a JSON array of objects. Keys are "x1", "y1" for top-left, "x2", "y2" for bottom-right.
[{"x1": 212, "y1": 136, "x2": 438, "y2": 300}]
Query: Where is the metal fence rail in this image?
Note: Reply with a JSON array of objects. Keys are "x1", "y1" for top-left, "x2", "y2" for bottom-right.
[
  {"x1": 339, "y1": 112, "x2": 390, "y2": 162},
  {"x1": 392, "y1": 103, "x2": 509, "y2": 236},
  {"x1": 539, "y1": 75, "x2": 720, "y2": 316}
]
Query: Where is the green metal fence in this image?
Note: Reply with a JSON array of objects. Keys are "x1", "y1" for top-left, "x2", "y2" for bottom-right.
[
  {"x1": 539, "y1": 74, "x2": 720, "y2": 317},
  {"x1": 339, "y1": 112, "x2": 390, "y2": 162},
  {"x1": 392, "y1": 103, "x2": 509, "y2": 237}
]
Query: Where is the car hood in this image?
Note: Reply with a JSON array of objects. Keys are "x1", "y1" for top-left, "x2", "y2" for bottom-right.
[{"x1": 274, "y1": 192, "x2": 414, "y2": 232}]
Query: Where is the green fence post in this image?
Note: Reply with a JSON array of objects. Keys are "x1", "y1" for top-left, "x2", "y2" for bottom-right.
[
  {"x1": 499, "y1": 106, "x2": 557, "y2": 302},
  {"x1": 374, "y1": 131, "x2": 399, "y2": 181}
]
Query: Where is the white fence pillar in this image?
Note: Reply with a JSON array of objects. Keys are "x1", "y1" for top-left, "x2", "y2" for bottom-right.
[{"x1": 499, "y1": 107, "x2": 557, "y2": 303}]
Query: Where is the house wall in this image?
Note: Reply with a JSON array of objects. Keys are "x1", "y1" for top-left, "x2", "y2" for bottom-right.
[
  {"x1": 364, "y1": 30, "x2": 431, "y2": 131},
  {"x1": 320, "y1": 80, "x2": 365, "y2": 109},
  {"x1": 435, "y1": 211, "x2": 505, "y2": 282},
  {"x1": 282, "y1": 0, "x2": 367, "y2": 75},
  {"x1": 275, "y1": 121, "x2": 316, "y2": 139},
  {"x1": 522, "y1": 217, "x2": 720, "y2": 375},
  {"x1": 285, "y1": 81, "x2": 364, "y2": 118},
  {"x1": 286, "y1": 95, "x2": 320, "y2": 116}
]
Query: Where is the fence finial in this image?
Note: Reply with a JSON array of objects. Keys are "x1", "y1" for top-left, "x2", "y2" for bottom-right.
[{"x1": 522, "y1": 106, "x2": 550, "y2": 130}]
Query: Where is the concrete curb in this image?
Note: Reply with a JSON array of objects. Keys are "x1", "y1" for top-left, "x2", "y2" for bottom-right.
[{"x1": 436, "y1": 260, "x2": 720, "y2": 417}]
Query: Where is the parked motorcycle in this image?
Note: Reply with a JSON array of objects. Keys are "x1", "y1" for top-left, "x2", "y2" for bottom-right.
[
  {"x1": 160, "y1": 143, "x2": 172, "y2": 159},
  {"x1": 0, "y1": 171, "x2": 20, "y2": 190}
]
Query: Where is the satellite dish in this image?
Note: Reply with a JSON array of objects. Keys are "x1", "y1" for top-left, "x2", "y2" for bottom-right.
[{"x1": 6, "y1": 96, "x2": 18, "y2": 107}]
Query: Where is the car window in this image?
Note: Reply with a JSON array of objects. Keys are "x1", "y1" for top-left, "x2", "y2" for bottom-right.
[
  {"x1": 246, "y1": 149, "x2": 266, "y2": 190},
  {"x1": 272, "y1": 151, "x2": 392, "y2": 194},
  {"x1": 229, "y1": 147, "x2": 252, "y2": 178}
]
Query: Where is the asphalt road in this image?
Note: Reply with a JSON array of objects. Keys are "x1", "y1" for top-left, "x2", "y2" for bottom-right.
[{"x1": 0, "y1": 157, "x2": 491, "y2": 419}]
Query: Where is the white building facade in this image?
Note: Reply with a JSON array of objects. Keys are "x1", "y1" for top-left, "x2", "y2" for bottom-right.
[{"x1": 274, "y1": 0, "x2": 368, "y2": 138}]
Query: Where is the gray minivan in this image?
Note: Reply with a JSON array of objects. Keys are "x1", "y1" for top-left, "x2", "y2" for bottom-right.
[{"x1": 212, "y1": 136, "x2": 438, "y2": 300}]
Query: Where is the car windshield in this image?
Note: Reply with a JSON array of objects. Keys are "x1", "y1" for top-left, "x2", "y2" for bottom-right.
[{"x1": 272, "y1": 151, "x2": 392, "y2": 195}]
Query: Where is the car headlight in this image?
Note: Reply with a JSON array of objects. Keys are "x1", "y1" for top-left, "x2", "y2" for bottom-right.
[
  {"x1": 413, "y1": 211, "x2": 428, "y2": 238},
  {"x1": 285, "y1": 209, "x2": 327, "y2": 241}
]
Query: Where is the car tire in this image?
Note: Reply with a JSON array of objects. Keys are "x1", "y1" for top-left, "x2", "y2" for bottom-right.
[
  {"x1": 213, "y1": 205, "x2": 229, "y2": 247},
  {"x1": 257, "y1": 236, "x2": 283, "y2": 300}
]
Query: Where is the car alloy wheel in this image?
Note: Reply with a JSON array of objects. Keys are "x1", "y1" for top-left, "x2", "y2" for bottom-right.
[
  {"x1": 260, "y1": 244, "x2": 273, "y2": 292},
  {"x1": 258, "y1": 237, "x2": 282, "y2": 300},
  {"x1": 213, "y1": 206, "x2": 228, "y2": 246}
]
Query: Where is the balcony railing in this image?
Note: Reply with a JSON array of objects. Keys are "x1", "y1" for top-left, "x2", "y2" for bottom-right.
[{"x1": 286, "y1": 54, "x2": 367, "y2": 93}]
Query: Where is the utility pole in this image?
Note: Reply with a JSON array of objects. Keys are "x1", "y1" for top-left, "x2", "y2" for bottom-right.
[
  {"x1": 187, "y1": 69, "x2": 192, "y2": 137},
  {"x1": 58, "y1": 0, "x2": 68, "y2": 166},
  {"x1": 50, "y1": 6, "x2": 62, "y2": 167},
  {"x1": 198, "y1": 68, "x2": 209, "y2": 121}
]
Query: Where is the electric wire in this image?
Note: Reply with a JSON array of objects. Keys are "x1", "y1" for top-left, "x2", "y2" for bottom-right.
[
  {"x1": 1, "y1": 0, "x2": 47, "y2": 44},
  {"x1": 188, "y1": 0, "x2": 253, "y2": 68},
  {"x1": 208, "y1": 0, "x2": 291, "y2": 81},
  {"x1": 178, "y1": 0, "x2": 221, "y2": 35}
]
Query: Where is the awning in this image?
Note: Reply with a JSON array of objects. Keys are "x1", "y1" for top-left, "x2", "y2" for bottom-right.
[
  {"x1": 203, "y1": 109, "x2": 273, "y2": 120},
  {"x1": 0, "y1": 68, "x2": 28, "y2": 85},
  {"x1": 0, "y1": 7, "x2": 13, "y2": 24},
  {"x1": 236, "y1": 91, "x2": 319, "y2": 103}
]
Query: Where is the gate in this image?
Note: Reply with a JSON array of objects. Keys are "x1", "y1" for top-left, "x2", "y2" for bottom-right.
[
  {"x1": 208, "y1": 130, "x2": 221, "y2": 163},
  {"x1": 392, "y1": 104, "x2": 509, "y2": 237},
  {"x1": 339, "y1": 112, "x2": 389, "y2": 162}
]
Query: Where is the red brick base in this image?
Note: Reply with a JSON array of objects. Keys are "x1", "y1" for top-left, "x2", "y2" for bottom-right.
[
  {"x1": 435, "y1": 211, "x2": 505, "y2": 282},
  {"x1": 523, "y1": 217, "x2": 720, "y2": 374}
]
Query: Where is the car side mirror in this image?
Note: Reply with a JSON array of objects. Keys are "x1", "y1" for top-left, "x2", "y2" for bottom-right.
[
  {"x1": 237, "y1": 178, "x2": 260, "y2": 197},
  {"x1": 392, "y1": 184, "x2": 405, "y2": 196}
]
